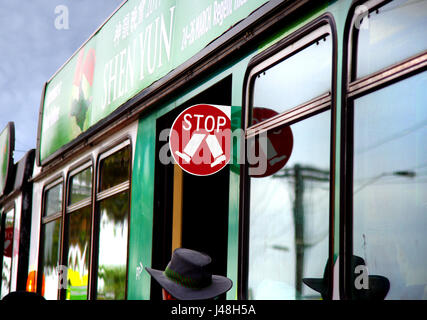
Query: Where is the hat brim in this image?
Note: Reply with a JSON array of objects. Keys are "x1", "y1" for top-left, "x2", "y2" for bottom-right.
[
  {"x1": 302, "y1": 278, "x2": 328, "y2": 296},
  {"x1": 352, "y1": 275, "x2": 390, "y2": 300},
  {"x1": 146, "y1": 267, "x2": 233, "y2": 300}
]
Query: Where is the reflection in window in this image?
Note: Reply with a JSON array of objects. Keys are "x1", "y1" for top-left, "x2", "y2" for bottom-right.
[
  {"x1": 69, "y1": 167, "x2": 92, "y2": 205},
  {"x1": 1, "y1": 209, "x2": 15, "y2": 299},
  {"x1": 40, "y1": 183, "x2": 63, "y2": 300},
  {"x1": 65, "y1": 166, "x2": 93, "y2": 300},
  {"x1": 44, "y1": 183, "x2": 63, "y2": 216},
  {"x1": 248, "y1": 111, "x2": 330, "y2": 300},
  {"x1": 356, "y1": 0, "x2": 427, "y2": 78},
  {"x1": 99, "y1": 147, "x2": 130, "y2": 191},
  {"x1": 353, "y1": 71, "x2": 427, "y2": 300},
  {"x1": 97, "y1": 191, "x2": 129, "y2": 300},
  {"x1": 251, "y1": 34, "x2": 332, "y2": 123},
  {"x1": 41, "y1": 219, "x2": 61, "y2": 299},
  {"x1": 66, "y1": 206, "x2": 91, "y2": 300},
  {"x1": 96, "y1": 145, "x2": 131, "y2": 300}
]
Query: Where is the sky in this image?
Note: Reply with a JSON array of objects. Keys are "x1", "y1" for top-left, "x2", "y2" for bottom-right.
[{"x1": 0, "y1": 0, "x2": 123, "y2": 161}]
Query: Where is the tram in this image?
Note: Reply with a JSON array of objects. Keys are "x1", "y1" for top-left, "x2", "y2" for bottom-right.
[{"x1": 1, "y1": 0, "x2": 426, "y2": 300}]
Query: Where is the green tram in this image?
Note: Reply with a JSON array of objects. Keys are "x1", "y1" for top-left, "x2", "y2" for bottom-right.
[{"x1": 1, "y1": 0, "x2": 426, "y2": 300}]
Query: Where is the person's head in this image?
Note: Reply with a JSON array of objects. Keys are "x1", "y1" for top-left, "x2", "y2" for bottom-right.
[{"x1": 146, "y1": 248, "x2": 233, "y2": 300}]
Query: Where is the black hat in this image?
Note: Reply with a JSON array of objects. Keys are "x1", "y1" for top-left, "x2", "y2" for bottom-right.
[
  {"x1": 303, "y1": 255, "x2": 390, "y2": 300},
  {"x1": 146, "y1": 248, "x2": 233, "y2": 300},
  {"x1": 302, "y1": 257, "x2": 334, "y2": 299}
]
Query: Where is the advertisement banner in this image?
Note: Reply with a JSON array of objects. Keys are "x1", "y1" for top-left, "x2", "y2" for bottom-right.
[{"x1": 39, "y1": 0, "x2": 268, "y2": 163}]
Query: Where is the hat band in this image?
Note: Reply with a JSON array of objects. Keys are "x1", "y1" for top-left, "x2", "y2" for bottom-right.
[{"x1": 164, "y1": 266, "x2": 212, "y2": 289}]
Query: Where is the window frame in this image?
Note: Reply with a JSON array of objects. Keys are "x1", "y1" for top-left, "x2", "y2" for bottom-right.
[
  {"x1": 245, "y1": 23, "x2": 333, "y2": 137},
  {"x1": 37, "y1": 175, "x2": 64, "y2": 299},
  {"x1": 341, "y1": 0, "x2": 427, "y2": 300},
  {"x1": 37, "y1": 136, "x2": 133, "y2": 300},
  {"x1": 62, "y1": 158, "x2": 94, "y2": 300},
  {"x1": 347, "y1": 0, "x2": 427, "y2": 89},
  {"x1": 92, "y1": 138, "x2": 132, "y2": 300},
  {"x1": 239, "y1": 14, "x2": 338, "y2": 300},
  {"x1": 96, "y1": 139, "x2": 131, "y2": 201},
  {"x1": 66, "y1": 161, "x2": 93, "y2": 212}
]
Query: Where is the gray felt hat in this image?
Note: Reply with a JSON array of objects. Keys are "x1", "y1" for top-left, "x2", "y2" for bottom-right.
[{"x1": 146, "y1": 248, "x2": 233, "y2": 300}]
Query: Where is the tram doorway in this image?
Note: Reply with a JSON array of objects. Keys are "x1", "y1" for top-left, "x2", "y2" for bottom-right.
[{"x1": 151, "y1": 76, "x2": 232, "y2": 300}]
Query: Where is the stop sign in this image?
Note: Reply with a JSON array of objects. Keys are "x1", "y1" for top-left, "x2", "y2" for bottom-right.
[
  {"x1": 3, "y1": 227, "x2": 13, "y2": 258},
  {"x1": 169, "y1": 104, "x2": 231, "y2": 176},
  {"x1": 249, "y1": 107, "x2": 293, "y2": 177}
]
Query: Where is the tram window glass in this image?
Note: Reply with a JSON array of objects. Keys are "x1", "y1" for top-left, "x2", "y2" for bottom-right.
[
  {"x1": 66, "y1": 206, "x2": 92, "y2": 300},
  {"x1": 247, "y1": 25, "x2": 332, "y2": 299},
  {"x1": 69, "y1": 166, "x2": 92, "y2": 205},
  {"x1": 356, "y1": 0, "x2": 427, "y2": 79},
  {"x1": 40, "y1": 182, "x2": 63, "y2": 299},
  {"x1": 99, "y1": 146, "x2": 130, "y2": 191},
  {"x1": 96, "y1": 145, "x2": 130, "y2": 300},
  {"x1": 251, "y1": 34, "x2": 331, "y2": 124},
  {"x1": 353, "y1": 71, "x2": 427, "y2": 300},
  {"x1": 65, "y1": 166, "x2": 93, "y2": 300},
  {"x1": 247, "y1": 111, "x2": 330, "y2": 300},
  {"x1": 96, "y1": 191, "x2": 129, "y2": 299},
  {"x1": 1, "y1": 208, "x2": 15, "y2": 299},
  {"x1": 41, "y1": 219, "x2": 61, "y2": 299},
  {"x1": 44, "y1": 183, "x2": 63, "y2": 216}
]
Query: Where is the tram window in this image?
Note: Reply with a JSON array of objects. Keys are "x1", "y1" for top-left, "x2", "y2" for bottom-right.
[
  {"x1": 99, "y1": 146, "x2": 130, "y2": 191},
  {"x1": 1, "y1": 208, "x2": 15, "y2": 299},
  {"x1": 65, "y1": 166, "x2": 93, "y2": 300},
  {"x1": 96, "y1": 145, "x2": 130, "y2": 300},
  {"x1": 96, "y1": 191, "x2": 129, "y2": 299},
  {"x1": 246, "y1": 24, "x2": 333, "y2": 300},
  {"x1": 69, "y1": 166, "x2": 92, "y2": 205},
  {"x1": 40, "y1": 219, "x2": 61, "y2": 299},
  {"x1": 66, "y1": 206, "x2": 92, "y2": 300},
  {"x1": 40, "y1": 182, "x2": 63, "y2": 299},
  {"x1": 353, "y1": 71, "x2": 427, "y2": 300},
  {"x1": 247, "y1": 111, "x2": 330, "y2": 300},
  {"x1": 251, "y1": 33, "x2": 332, "y2": 124},
  {"x1": 356, "y1": 0, "x2": 427, "y2": 79},
  {"x1": 44, "y1": 183, "x2": 62, "y2": 216}
]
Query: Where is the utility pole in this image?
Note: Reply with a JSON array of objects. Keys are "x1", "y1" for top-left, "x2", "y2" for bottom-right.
[
  {"x1": 274, "y1": 164, "x2": 329, "y2": 298},
  {"x1": 294, "y1": 164, "x2": 304, "y2": 298}
]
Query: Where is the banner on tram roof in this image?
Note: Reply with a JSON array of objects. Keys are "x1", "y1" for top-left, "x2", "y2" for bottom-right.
[
  {"x1": 38, "y1": 0, "x2": 268, "y2": 164},
  {"x1": 0, "y1": 122, "x2": 14, "y2": 197}
]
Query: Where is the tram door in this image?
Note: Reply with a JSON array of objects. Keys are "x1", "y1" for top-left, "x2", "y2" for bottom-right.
[{"x1": 152, "y1": 77, "x2": 232, "y2": 299}]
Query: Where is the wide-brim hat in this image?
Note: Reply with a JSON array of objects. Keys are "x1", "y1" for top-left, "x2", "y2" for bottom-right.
[
  {"x1": 302, "y1": 257, "x2": 333, "y2": 299},
  {"x1": 303, "y1": 255, "x2": 390, "y2": 300},
  {"x1": 146, "y1": 248, "x2": 233, "y2": 300}
]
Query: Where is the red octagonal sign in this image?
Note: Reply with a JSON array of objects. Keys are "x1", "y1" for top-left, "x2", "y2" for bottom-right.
[
  {"x1": 170, "y1": 104, "x2": 231, "y2": 176},
  {"x1": 3, "y1": 227, "x2": 13, "y2": 258}
]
